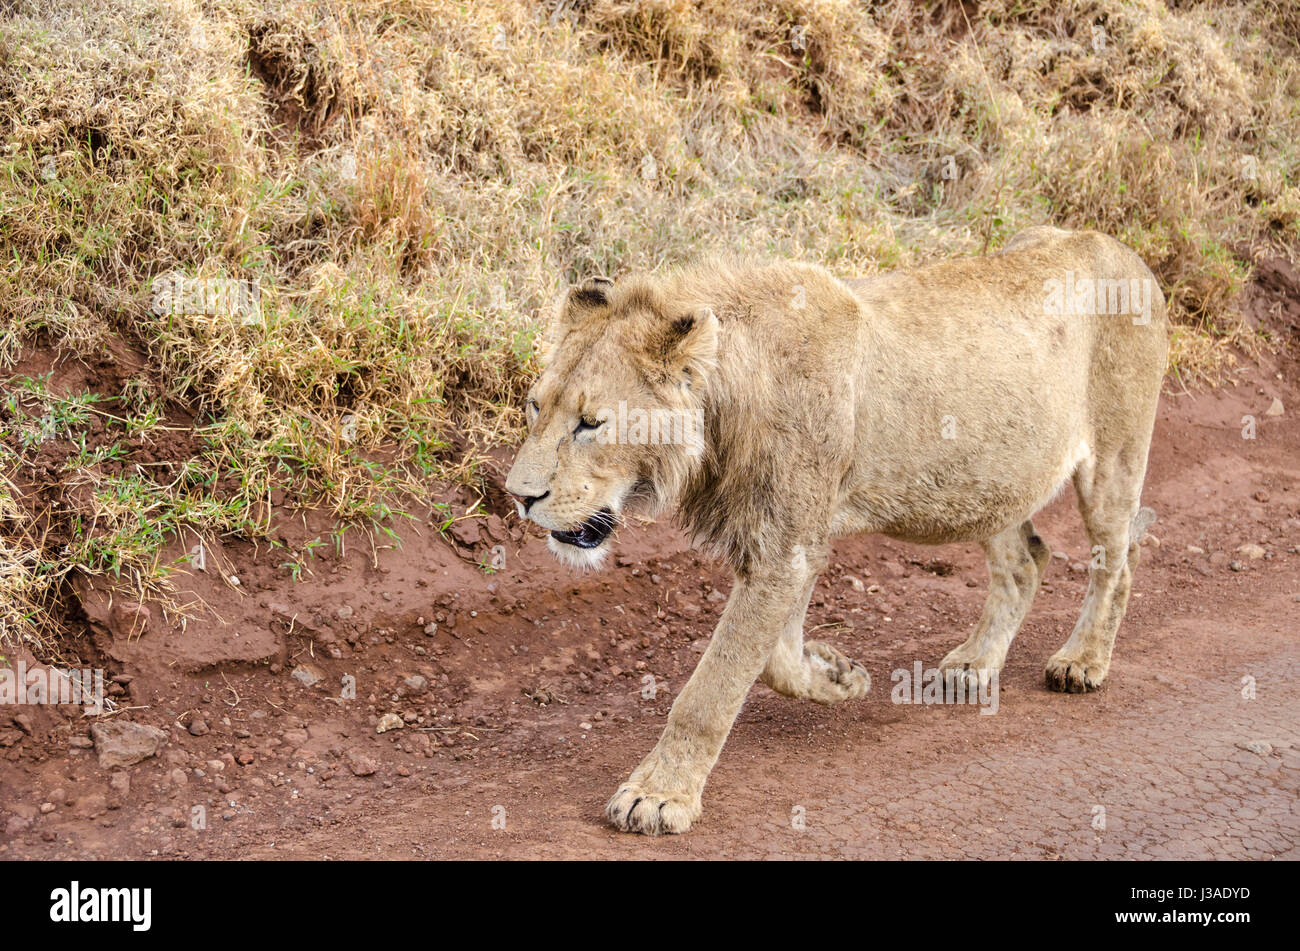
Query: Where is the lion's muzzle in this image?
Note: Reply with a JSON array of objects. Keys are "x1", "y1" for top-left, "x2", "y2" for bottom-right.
[{"x1": 549, "y1": 508, "x2": 617, "y2": 549}]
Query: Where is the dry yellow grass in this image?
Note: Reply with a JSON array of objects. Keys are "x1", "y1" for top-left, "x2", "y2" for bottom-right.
[{"x1": 0, "y1": 0, "x2": 1297, "y2": 651}]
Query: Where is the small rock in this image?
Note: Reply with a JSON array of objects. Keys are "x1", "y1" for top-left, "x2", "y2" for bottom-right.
[
  {"x1": 1236, "y1": 740, "x2": 1273, "y2": 756},
  {"x1": 580, "y1": 721, "x2": 593, "y2": 731},
  {"x1": 376, "y1": 713, "x2": 404, "y2": 734},
  {"x1": 89, "y1": 721, "x2": 168, "y2": 769},
  {"x1": 1264, "y1": 397, "x2": 1284, "y2": 417},
  {"x1": 74, "y1": 793, "x2": 107, "y2": 818},
  {"x1": 1186, "y1": 545, "x2": 1205, "y2": 555},
  {"x1": 108, "y1": 600, "x2": 151, "y2": 639},
  {"x1": 169, "y1": 768, "x2": 188, "y2": 786},
  {"x1": 108, "y1": 772, "x2": 130, "y2": 796},
  {"x1": 845, "y1": 575, "x2": 865, "y2": 593},
  {"x1": 1254, "y1": 490, "x2": 1270, "y2": 503},
  {"x1": 403, "y1": 675, "x2": 428, "y2": 696},
  {"x1": 291, "y1": 664, "x2": 322, "y2": 688},
  {"x1": 39, "y1": 802, "x2": 55, "y2": 814},
  {"x1": 1236, "y1": 543, "x2": 1266, "y2": 560},
  {"x1": 187, "y1": 718, "x2": 209, "y2": 737},
  {"x1": 449, "y1": 518, "x2": 482, "y2": 547},
  {"x1": 336, "y1": 605, "x2": 354, "y2": 620},
  {"x1": 5, "y1": 816, "x2": 32, "y2": 835},
  {"x1": 346, "y1": 749, "x2": 378, "y2": 776},
  {"x1": 1229, "y1": 560, "x2": 1247, "y2": 572},
  {"x1": 205, "y1": 759, "x2": 226, "y2": 773},
  {"x1": 423, "y1": 622, "x2": 438, "y2": 636}
]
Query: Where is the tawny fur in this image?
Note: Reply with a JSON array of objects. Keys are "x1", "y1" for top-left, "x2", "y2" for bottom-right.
[{"x1": 507, "y1": 225, "x2": 1168, "y2": 835}]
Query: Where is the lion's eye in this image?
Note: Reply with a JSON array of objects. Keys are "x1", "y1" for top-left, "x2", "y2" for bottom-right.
[
  {"x1": 526, "y1": 399, "x2": 540, "y2": 424},
  {"x1": 574, "y1": 415, "x2": 603, "y2": 434}
]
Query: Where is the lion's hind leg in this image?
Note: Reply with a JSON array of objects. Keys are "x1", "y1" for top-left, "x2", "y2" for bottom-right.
[
  {"x1": 939, "y1": 519, "x2": 1050, "y2": 691},
  {"x1": 1045, "y1": 449, "x2": 1153, "y2": 693},
  {"x1": 760, "y1": 578, "x2": 871, "y2": 705}
]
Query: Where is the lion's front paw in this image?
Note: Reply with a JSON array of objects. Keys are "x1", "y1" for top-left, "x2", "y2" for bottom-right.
[
  {"x1": 803, "y1": 641, "x2": 871, "y2": 704},
  {"x1": 1044, "y1": 651, "x2": 1108, "y2": 693},
  {"x1": 605, "y1": 782, "x2": 701, "y2": 836},
  {"x1": 939, "y1": 647, "x2": 1002, "y2": 694}
]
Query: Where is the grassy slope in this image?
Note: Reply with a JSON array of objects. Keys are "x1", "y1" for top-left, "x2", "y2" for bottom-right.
[{"x1": 0, "y1": 0, "x2": 1297, "y2": 651}]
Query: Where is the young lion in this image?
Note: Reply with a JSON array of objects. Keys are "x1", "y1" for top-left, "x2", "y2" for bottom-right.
[{"x1": 506, "y1": 226, "x2": 1167, "y2": 835}]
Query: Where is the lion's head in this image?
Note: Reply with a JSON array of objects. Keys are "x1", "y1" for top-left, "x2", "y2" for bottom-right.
[{"x1": 506, "y1": 275, "x2": 719, "y2": 569}]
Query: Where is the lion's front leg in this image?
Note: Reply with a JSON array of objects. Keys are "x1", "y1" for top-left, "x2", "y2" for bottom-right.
[{"x1": 605, "y1": 558, "x2": 815, "y2": 835}]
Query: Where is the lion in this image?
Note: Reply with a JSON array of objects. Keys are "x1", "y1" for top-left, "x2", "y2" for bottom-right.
[{"x1": 506, "y1": 225, "x2": 1168, "y2": 835}]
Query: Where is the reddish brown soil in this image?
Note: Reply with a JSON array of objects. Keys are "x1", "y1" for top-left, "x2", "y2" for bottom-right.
[{"x1": 2, "y1": 271, "x2": 1298, "y2": 860}]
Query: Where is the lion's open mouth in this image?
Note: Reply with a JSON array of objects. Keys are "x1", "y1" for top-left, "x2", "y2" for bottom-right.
[{"x1": 550, "y1": 509, "x2": 617, "y2": 549}]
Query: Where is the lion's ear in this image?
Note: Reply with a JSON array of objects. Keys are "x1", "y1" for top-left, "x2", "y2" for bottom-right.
[
  {"x1": 556, "y1": 276, "x2": 614, "y2": 329},
  {"x1": 653, "y1": 307, "x2": 719, "y2": 387}
]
